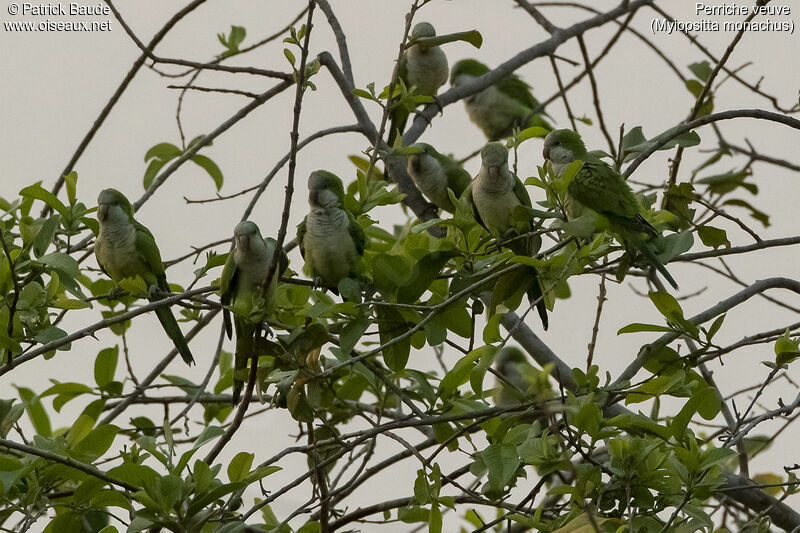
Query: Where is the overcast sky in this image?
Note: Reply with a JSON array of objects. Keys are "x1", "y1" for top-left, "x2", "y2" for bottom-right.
[{"x1": 2, "y1": 1, "x2": 800, "y2": 529}]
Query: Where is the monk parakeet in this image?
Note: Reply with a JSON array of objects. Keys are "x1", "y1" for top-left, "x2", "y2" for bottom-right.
[
  {"x1": 450, "y1": 59, "x2": 551, "y2": 141},
  {"x1": 542, "y1": 129, "x2": 679, "y2": 290},
  {"x1": 296, "y1": 171, "x2": 365, "y2": 292},
  {"x1": 464, "y1": 143, "x2": 548, "y2": 329},
  {"x1": 219, "y1": 221, "x2": 288, "y2": 404},
  {"x1": 95, "y1": 188, "x2": 194, "y2": 365},
  {"x1": 388, "y1": 22, "x2": 449, "y2": 146},
  {"x1": 406, "y1": 143, "x2": 470, "y2": 213},
  {"x1": 493, "y1": 346, "x2": 538, "y2": 406}
]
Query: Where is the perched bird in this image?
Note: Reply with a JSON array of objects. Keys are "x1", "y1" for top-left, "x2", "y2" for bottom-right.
[
  {"x1": 464, "y1": 143, "x2": 549, "y2": 329},
  {"x1": 450, "y1": 59, "x2": 551, "y2": 141},
  {"x1": 493, "y1": 346, "x2": 542, "y2": 407},
  {"x1": 94, "y1": 188, "x2": 194, "y2": 365},
  {"x1": 388, "y1": 22, "x2": 449, "y2": 146},
  {"x1": 297, "y1": 171, "x2": 365, "y2": 292},
  {"x1": 542, "y1": 129, "x2": 679, "y2": 290},
  {"x1": 406, "y1": 143, "x2": 471, "y2": 213},
  {"x1": 220, "y1": 221, "x2": 288, "y2": 404}
]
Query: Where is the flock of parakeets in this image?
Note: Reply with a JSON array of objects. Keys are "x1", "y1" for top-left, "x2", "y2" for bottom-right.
[{"x1": 93, "y1": 22, "x2": 678, "y2": 404}]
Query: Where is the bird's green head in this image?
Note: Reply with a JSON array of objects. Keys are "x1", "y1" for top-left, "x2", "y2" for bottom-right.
[
  {"x1": 411, "y1": 21, "x2": 436, "y2": 39},
  {"x1": 233, "y1": 220, "x2": 263, "y2": 251},
  {"x1": 97, "y1": 188, "x2": 134, "y2": 225},
  {"x1": 542, "y1": 129, "x2": 587, "y2": 164},
  {"x1": 407, "y1": 143, "x2": 437, "y2": 173},
  {"x1": 495, "y1": 346, "x2": 526, "y2": 375},
  {"x1": 480, "y1": 142, "x2": 508, "y2": 169},
  {"x1": 450, "y1": 59, "x2": 489, "y2": 86},
  {"x1": 308, "y1": 170, "x2": 345, "y2": 209}
]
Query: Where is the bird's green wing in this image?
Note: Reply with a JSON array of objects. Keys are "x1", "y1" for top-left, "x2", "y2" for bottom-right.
[
  {"x1": 94, "y1": 240, "x2": 110, "y2": 278},
  {"x1": 296, "y1": 217, "x2": 308, "y2": 259},
  {"x1": 133, "y1": 221, "x2": 168, "y2": 289},
  {"x1": 219, "y1": 250, "x2": 239, "y2": 340},
  {"x1": 463, "y1": 182, "x2": 489, "y2": 233},
  {"x1": 512, "y1": 177, "x2": 532, "y2": 208},
  {"x1": 264, "y1": 237, "x2": 290, "y2": 275},
  {"x1": 387, "y1": 55, "x2": 411, "y2": 147},
  {"x1": 496, "y1": 74, "x2": 536, "y2": 110},
  {"x1": 568, "y1": 161, "x2": 640, "y2": 220},
  {"x1": 347, "y1": 212, "x2": 366, "y2": 256}
]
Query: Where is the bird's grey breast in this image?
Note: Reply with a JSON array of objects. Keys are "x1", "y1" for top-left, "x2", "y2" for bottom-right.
[{"x1": 96, "y1": 223, "x2": 141, "y2": 280}]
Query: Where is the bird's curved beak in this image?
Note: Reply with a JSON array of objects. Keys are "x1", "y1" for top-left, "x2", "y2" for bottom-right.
[
  {"x1": 97, "y1": 204, "x2": 108, "y2": 221},
  {"x1": 309, "y1": 189, "x2": 320, "y2": 205},
  {"x1": 488, "y1": 166, "x2": 500, "y2": 180},
  {"x1": 542, "y1": 144, "x2": 551, "y2": 161},
  {"x1": 236, "y1": 234, "x2": 249, "y2": 251}
]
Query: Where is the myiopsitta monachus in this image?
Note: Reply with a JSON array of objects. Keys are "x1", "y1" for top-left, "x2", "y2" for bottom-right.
[
  {"x1": 95, "y1": 188, "x2": 194, "y2": 365},
  {"x1": 464, "y1": 143, "x2": 548, "y2": 329},
  {"x1": 296, "y1": 171, "x2": 365, "y2": 292},
  {"x1": 493, "y1": 346, "x2": 539, "y2": 406},
  {"x1": 450, "y1": 59, "x2": 551, "y2": 141},
  {"x1": 388, "y1": 22, "x2": 449, "y2": 146},
  {"x1": 219, "y1": 221, "x2": 288, "y2": 404},
  {"x1": 542, "y1": 129, "x2": 679, "y2": 290},
  {"x1": 406, "y1": 143, "x2": 470, "y2": 213}
]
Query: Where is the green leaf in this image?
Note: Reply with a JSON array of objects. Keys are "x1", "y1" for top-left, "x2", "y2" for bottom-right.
[
  {"x1": 689, "y1": 60, "x2": 712, "y2": 82},
  {"x1": 64, "y1": 171, "x2": 78, "y2": 205},
  {"x1": 479, "y1": 443, "x2": 520, "y2": 494},
  {"x1": 515, "y1": 127, "x2": 549, "y2": 145},
  {"x1": 672, "y1": 387, "x2": 718, "y2": 441},
  {"x1": 649, "y1": 291, "x2": 684, "y2": 321},
  {"x1": 775, "y1": 329, "x2": 800, "y2": 366},
  {"x1": 94, "y1": 346, "x2": 119, "y2": 390},
  {"x1": 376, "y1": 306, "x2": 412, "y2": 372},
  {"x1": 284, "y1": 48, "x2": 296, "y2": 67},
  {"x1": 622, "y1": 126, "x2": 701, "y2": 162},
  {"x1": 144, "y1": 143, "x2": 181, "y2": 162},
  {"x1": 723, "y1": 198, "x2": 770, "y2": 227},
  {"x1": 617, "y1": 323, "x2": 674, "y2": 335},
  {"x1": 51, "y1": 297, "x2": 91, "y2": 310},
  {"x1": 397, "y1": 251, "x2": 458, "y2": 304},
  {"x1": 66, "y1": 414, "x2": 95, "y2": 448},
  {"x1": 439, "y1": 346, "x2": 494, "y2": 399},
  {"x1": 33, "y1": 214, "x2": 61, "y2": 258},
  {"x1": 339, "y1": 318, "x2": 368, "y2": 356},
  {"x1": 227, "y1": 452, "x2": 254, "y2": 483},
  {"x1": 74, "y1": 424, "x2": 119, "y2": 461},
  {"x1": 17, "y1": 387, "x2": 51, "y2": 438},
  {"x1": 19, "y1": 183, "x2": 68, "y2": 217},
  {"x1": 143, "y1": 158, "x2": 168, "y2": 190},
  {"x1": 192, "y1": 154, "x2": 224, "y2": 191},
  {"x1": 698, "y1": 225, "x2": 730, "y2": 249}
]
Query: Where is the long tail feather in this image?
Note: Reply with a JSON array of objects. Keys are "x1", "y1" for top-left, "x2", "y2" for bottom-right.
[
  {"x1": 387, "y1": 107, "x2": 409, "y2": 147},
  {"x1": 232, "y1": 321, "x2": 255, "y2": 405},
  {"x1": 154, "y1": 306, "x2": 195, "y2": 365},
  {"x1": 525, "y1": 267, "x2": 549, "y2": 331},
  {"x1": 633, "y1": 237, "x2": 679, "y2": 290}
]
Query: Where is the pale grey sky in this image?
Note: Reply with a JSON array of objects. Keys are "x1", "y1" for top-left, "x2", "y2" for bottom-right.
[{"x1": 2, "y1": 1, "x2": 800, "y2": 530}]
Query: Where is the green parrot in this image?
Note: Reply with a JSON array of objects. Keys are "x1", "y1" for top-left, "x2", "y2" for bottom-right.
[
  {"x1": 450, "y1": 58, "x2": 551, "y2": 141},
  {"x1": 464, "y1": 143, "x2": 548, "y2": 330},
  {"x1": 219, "y1": 221, "x2": 288, "y2": 404},
  {"x1": 406, "y1": 143, "x2": 471, "y2": 214},
  {"x1": 94, "y1": 188, "x2": 194, "y2": 365},
  {"x1": 542, "y1": 129, "x2": 679, "y2": 290},
  {"x1": 493, "y1": 346, "x2": 540, "y2": 406},
  {"x1": 296, "y1": 171, "x2": 365, "y2": 292},
  {"x1": 388, "y1": 22, "x2": 449, "y2": 146}
]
